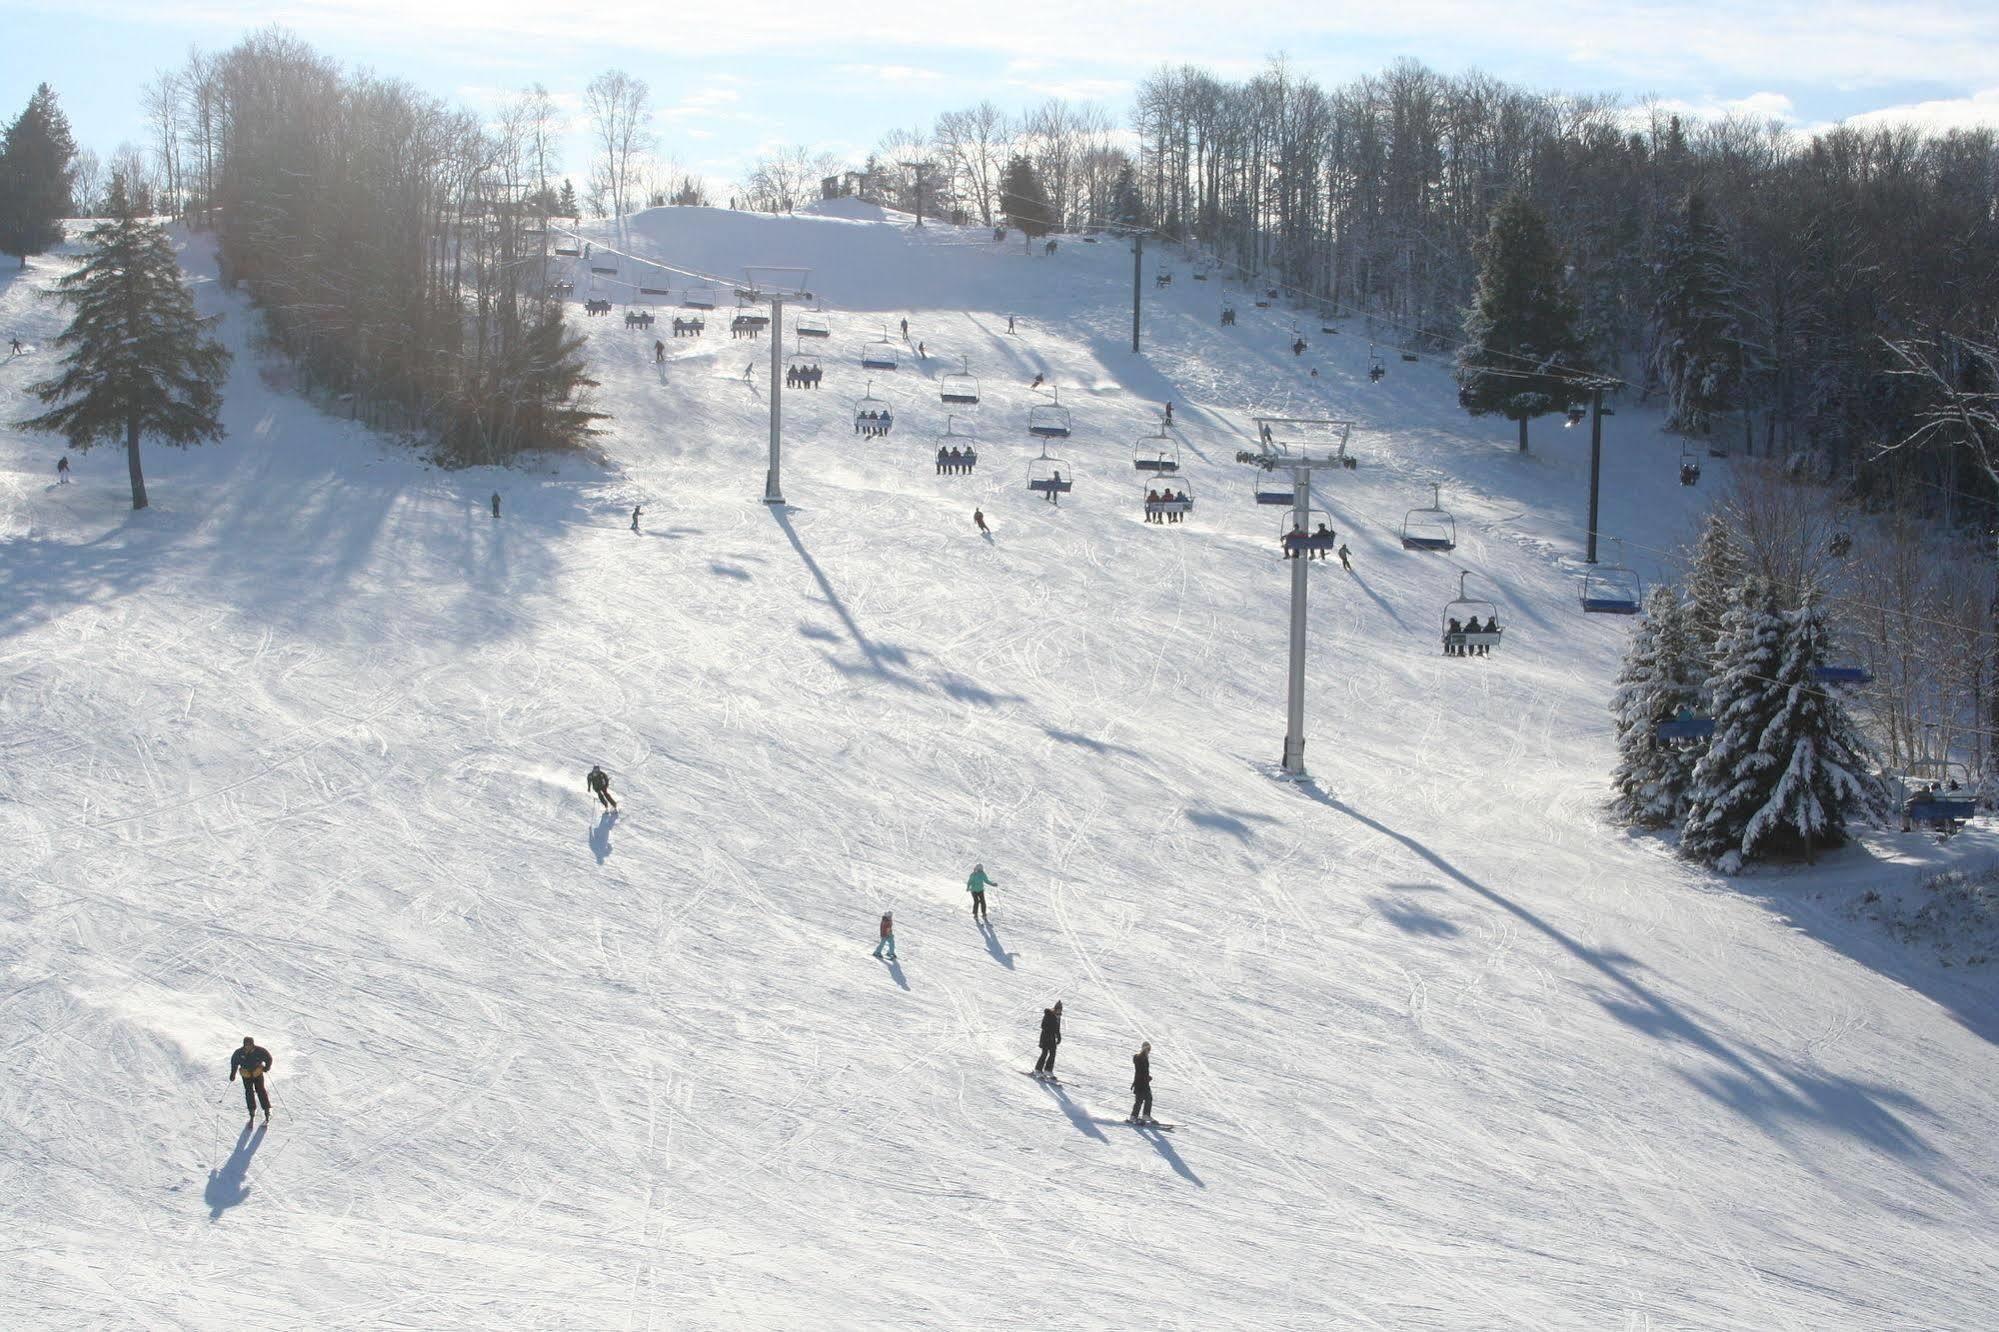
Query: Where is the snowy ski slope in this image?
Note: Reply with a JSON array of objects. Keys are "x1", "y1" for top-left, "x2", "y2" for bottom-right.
[{"x1": 3, "y1": 206, "x2": 1998, "y2": 1329}]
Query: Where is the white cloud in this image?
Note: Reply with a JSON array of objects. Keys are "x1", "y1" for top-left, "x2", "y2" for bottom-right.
[
  {"x1": 1844, "y1": 86, "x2": 1999, "y2": 131},
  {"x1": 832, "y1": 64, "x2": 945, "y2": 85}
]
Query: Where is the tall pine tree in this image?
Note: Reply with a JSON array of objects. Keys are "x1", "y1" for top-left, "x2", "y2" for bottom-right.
[
  {"x1": 1001, "y1": 155, "x2": 1054, "y2": 255},
  {"x1": 1610, "y1": 584, "x2": 1707, "y2": 827},
  {"x1": 1683, "y1": 584, "x2": 1881, "y2": 870},
  {"x1": 1456, "y1": 190, "x2": 1582, "y2": 452},
  {"x1": 1649, "y1": 190, "x2": 1744, "y2": 440},
  {"x1": 19, "y1": 177, "x2": 230, "y2": 509},
  {"x1": 0, "y1": 83, "x2": 78, "y2": 268},
  {"x1": 1682, "y1": 509, "x2": 1744, "y2": 669}
]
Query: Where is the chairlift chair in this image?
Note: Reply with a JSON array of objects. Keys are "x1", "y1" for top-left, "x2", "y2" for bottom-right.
[
  {"x1": 860, "y1": 329, "x2": 899, "y2": 371},
  {"x1": 1028, "y1": 387, "x2": 1072, "y2": 439},
  {"x1": 1903, "y1": 759, "x2": 1977, "y2": 828},
  {"x1": 1814, "y1": 664, "x2": 1874, "y2": 686},
  {"x1": 795, "y1": 313, "x2": 830, "y2": 339},
  {"x1": 852, "y1": 380, "x2": 894, "y2": 436},
  {"x1": 1193, "y1": 264, "x2": 1210, "y2": 280},
  {"x1": 1367, "y1": 344, "x2": 1386, "y2": 382},
  {"x1": 1442, "y1": 571, "x2": 1503, "y2": 657},
  {"x1": 1133, "y1": 434, "x2": 1180, "y2": 474},
  {"x1": 1278, "y1": 506, "x2": 1338, "y2": 559},
  {"x1": 1251, "y1": 470, "x2": 1298, "y2": 506},
  {"x1": 553, "y1": 240, "x2": 582, "y2": 257},
  {"x1": 1580, "y1": 542, "x2": 1644, "y2": 614},
  {"x1": 1564, "y1": 403, "x2": 1587, "y2": 428},
  {"x1": 934, "y1": 415, "x2": 978, "y2": 475},
  {"x1": 787, "y1": 351, "x2": 821, "y2": 381},
  {"x1": 1155, "y1": 270, "x2": 1172, "y2": 287},
  {"x1": 684, "y1": 286, "x2": 717, "y2": 310},
  {"x1": 1655, "y1": 712, "x2": 1716, "y2": 743},
  {"x1": 1400, "y1": 483, "x2": 1457, "y2": 552},
  {"x1": 1142, "y1": 477, "x2": 1194, "y2": 522},
  {"x1": 940, "y1": 356, "x2": 981, "y2": 405},
  {"x1": 1027, "y1": 445, "x2": 1073, "y2": 502},
  {"x1": 1399, "y1": 351, "x2": 1419, "y2": 362},
  {"x1": 1679, "y1": 443, "x2": 1701, "y2": 486}
]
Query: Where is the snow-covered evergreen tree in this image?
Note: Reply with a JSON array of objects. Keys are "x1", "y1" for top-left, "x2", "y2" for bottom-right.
[
  {"x1": 1682, "y1": 509, "x2": 1743, "y2": 668},
  {"x1": 1456, "y1": 190, "x2": 1583, "y2": 453},
  {"x1": 18, "y1": 177, "x2": 229, "y2": 509},
  {"x1": 1611, "y1": 584, "x2": 1706, "y2": 826},
  {"x1": 1001, "y1": 155, "x2": 1054, "y2": 253},
  {"x1": 1683, "y1": 584, "x2": 1882, "y2": 871},
  {"x1": 1649, "y1": 190, "x2": 1744, "y2": 439}
]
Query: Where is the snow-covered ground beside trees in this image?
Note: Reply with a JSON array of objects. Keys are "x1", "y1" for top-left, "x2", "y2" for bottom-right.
[{"x1": 3, "y1": 206, "x2": 1997, "y2": 1329}]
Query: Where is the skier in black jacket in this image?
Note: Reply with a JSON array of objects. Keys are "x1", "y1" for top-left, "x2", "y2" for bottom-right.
[
  {"x1": 229, "y1": 1036, "x2": 274, "y2": 1122},
  {"x1": 1034, "y1": 1001, "x2": 1063, "y2": 1077},
  {"x1": 587, "y1": 765, "x2": 617, "y2": 810},
  {"x1": 1129, "y1": 1041, "x2": 1153, "y2": 1123}
]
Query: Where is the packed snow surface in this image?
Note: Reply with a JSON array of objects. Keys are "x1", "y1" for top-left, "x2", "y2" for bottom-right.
[{"x1": 3, "y1": 206, "x2": 1997, "y2": 1329}]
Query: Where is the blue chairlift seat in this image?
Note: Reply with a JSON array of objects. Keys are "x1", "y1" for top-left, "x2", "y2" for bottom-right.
[
  {"x1": 1656, "y1": 716, "x2": 1716, "y2": 742},
  {"x1": 1814, "y1": 665, "x2": 1873, "y2": 686}
]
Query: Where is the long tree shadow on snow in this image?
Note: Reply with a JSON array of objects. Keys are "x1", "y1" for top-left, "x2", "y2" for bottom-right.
[{"x1": 1300, "y1": 779, "x2": 1952, "y2": 1176}]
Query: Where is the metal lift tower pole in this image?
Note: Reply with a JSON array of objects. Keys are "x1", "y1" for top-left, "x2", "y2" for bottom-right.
[
  {"x1": 1281, "y1": 465, "x2": 1312, "y2": 775},
  {"x1": 763, "y1": 296, "x2": 786, "y2": 504}
]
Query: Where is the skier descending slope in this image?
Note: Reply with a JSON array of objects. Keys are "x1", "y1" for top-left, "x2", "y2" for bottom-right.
[
  {"x1": 872, "y1": 911, "x2": 897, "y2": 961},
  {"x1": 1033, "y1": 1001, "x2": 1063, "y2": 1078},
  {"x1": 229, "y1": 1036, "x2": 274, "y2": 1124},
  {"x1": 1129, "y1": 1041, "x2": 1153, "y2": 1124},
  {"x1": 966, "y1": 863, "x2": 999, "y2": 922},
  {"x1": 587, "y1": 765, "x2": 617, "y2": 810}
]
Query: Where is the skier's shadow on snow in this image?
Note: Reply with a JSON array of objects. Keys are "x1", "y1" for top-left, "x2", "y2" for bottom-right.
[
  {"x1": 590, "y1": 810, "x2": 617, "y2": 863},
  {"x1": 882, "y1": 956, "x2": 909, "y2": 991},
  {"x1": 1304, "y1": 779, "x2": 1945, "y2": 1166},
  {"x1": 1340, "y1": 567, "x2": 1406, "y2": 629},
  {"x1": 204, "y1": 1122, "x2": 265, "y2": 1221},
  {"x1": 1137, "y1": 1124, "x2": 1203, "y2": 1187},
  {"x1": 1037, "y1": 1080, "x2": 1106, "y2": 1142},
  {"x1": 979, "y1": 921, "x2": 1017, "y2": 969}
]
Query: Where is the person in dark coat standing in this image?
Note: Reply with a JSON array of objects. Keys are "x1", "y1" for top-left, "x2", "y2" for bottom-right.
[
  {"x1": 230, "y1": 1036, "x2": 274, "y2": 1123},
  {"x1": 1034, "y1": 1001, "x2": 1063, "y2": 1077},
  {"x1": 491, "y1": 492, "x2": 501, "y2": 519},
  {"x1": 587, "y1": 765, "x2": 617, "y2": 810},
  {"x1": 1129, "y1": 1041, "x2": 1153, "y2": 1123}
]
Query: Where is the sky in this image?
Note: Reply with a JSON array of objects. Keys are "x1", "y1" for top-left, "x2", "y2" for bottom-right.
[{"x1": 4, "y1": 0, "x2": 1998, "y2": 198}]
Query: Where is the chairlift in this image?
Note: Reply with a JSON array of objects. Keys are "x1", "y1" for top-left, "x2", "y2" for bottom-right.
[
  {"x1": 1813, "y1": 664, "x2": 1873, "y2": 686},
  {"x1": 553, "y1": 241, "x2": 582, "y2": 258},
  {"x1": 852, "y1": 380, "x2": 894, "y2": 437},
  {"x1": 1707, "y1": 439, "x2": 1731, "y2": 458},
  {"x1": 861, "y1": 327, "x2": 898, "y2": 371},
  {"x1": 1027, "y1": 444, "x2": 1073, "y2": 503},
  {"x1": 1399, "y1": 351, "x2": 1419, "y2": 362},
  {"x1": 1142, "y1": 477, "x2": 1194, "y2": 523},
  {"x1": 1655, "y1": 710, "x2": 1716, "y2": 743},
  {"x1": 591, "y1": 263, "x2": 619, "y2": 277},
  {"x1": 940, "y1": 356, "x2": 981, "y2": 405},
  {"x1": 1902, "y1": 758, "x2": 1977, "y2": 829},
  {"x1": 1679, "y1": 443, "x2": 1701, "y2": 486},
  {"x1": 1564, "y1": 403, "x2": 1587, "y2": 428},
  {"x1": 1442, "y1": 571, "x2": 1503, "y2": 657},
  {"x1": 683, "y1": 286, "x2": 717, "y2": 310},
  {"x1": 1367, "y1": 343, "x2": 1386, "y2": 382},
  {"x1": 1581, "y1": 540, "x2": 1643, "y2": 614},
  {"x1": 934, "y1": 415, "x2": 978, "y2": 475},
  {"x1": 1399, "y1": 483, "x2": 1457, "y2": 552},
  {"x1": 1251, "y1": 470, "x2": 1297, "y2": 506},
  {"x1": 734, "y1": 293, "x2": 770, "y2": 328},
  {"x1": 795, "y1": 312, "x2": 831, "y2": 339},
  {"x1": 1192, "y1": 264, "x2": 1210, "y2": 281},
  {"x1": 787, "y1": 351, "x2": 821, "y2": 384},
  {"x1": 1278, "y1": 506, "x2": 1338, "y2": 559},
  {"x1": 1155, "y1": 270, "x2": 1172, "y2": 287},
  {"x1": 1133, "y1": 434, "x2": 1180, "y2": 474},
  {"x1": 1028, "y1": 387, "x2": 1072, "y2": 439}
]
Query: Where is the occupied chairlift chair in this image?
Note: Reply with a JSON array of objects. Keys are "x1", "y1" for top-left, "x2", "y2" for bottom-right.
[
  {"x1": 852, "y1": 380, "x2": 893, "y2": 436},
  {"x1": 1279, "y1": 505, "x2": 1338, "y2": 559},
  {"x1": 1028, "y1": 387, "x2": 1073, "y2": 439},
  {"x1": 1028, "y1": 444, "x2": 1073, "y2": 503},
  {"x1": 1400, "y1": 483, "x2": 1457, "y2": 552},
  {"x1": 940, "y1": 356, "x2": 981, "y2": 406},
  {"x1": 1902, "y1": 758, "x2": 1977, "y2": 830},
  {"x1": 1680, "y1": 443, "x2": 1702, "y2": 486},
  {"x1": 1368, "y1": 344, "x2": 1387, "y2": 382},
  {"x1": 1442, "y1": 571, "x2": 1503, "y2": 656},
  {"x1": 1580, "y1": 540, "x2": 1644, "y2": 614},
  {"x1": 1142, "y1": 475, "x2": 1194, "y2": 521},
  {"x1": 936, "y1": 415, "x2": 978, "y2": 474},
  {"x1": 1655, "y1": 707, "x2": 1716, "y2": 743}
]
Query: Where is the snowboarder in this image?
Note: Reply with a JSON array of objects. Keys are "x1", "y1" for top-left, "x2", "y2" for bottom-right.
[
  {"x1": 631, "y1": 504, "x2": 642, "y2": 532},
  {"x1": 654, "y1": 339, "x2": 666, "y2": 364},
  {"x1": 229, "y1": 1036, "x2": 274, "y2": 1123},
  {"x1": 1034, "y1": 1001, "x2": 1063, "y2": 1077},
  {"x1": 966, "y1": 863, "x2": 998, "y2": 921},
  {"x1": 744, "y1": 361, "x2": 755, "y2": 381},
  {"x1": 917, "y1": 341, "x2": 925, "y2": 359},
  {"x1": 586, "y1": 764, "x2": 617, "y2": 810},
  {"x1": 490, "y1": 492, "x2": 501, "y2": 519},
  {"x1": 56, "y1": 455, "x2": 70, "y2": 484},
  {"x1": 974, "y1": 508, "x2": 990, "y2": 537},
  {"x1": 1129, "y1": 1041, "x2": 1153, "y2": 1123},
  {"x1": 873, "y1": 911, "x2": 897, "y2": 961},
  {"x1": 1163, "y1": 401, "x2": 1173, "y2": 425},
  {"x1": 1030, "y1": 373, "x2": 1044, "y2": 389},
  {"x1": 1337, "y1": 542, "x2": 1352, "y2": 572},
  {"x1": 7, "y1": 336, "x2": 21, "y2": 355}
]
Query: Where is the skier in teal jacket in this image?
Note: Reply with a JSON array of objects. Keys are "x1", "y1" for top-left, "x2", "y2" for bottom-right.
[{"x1": 966, "y1": 864, "x2": 999, "y2": 922}]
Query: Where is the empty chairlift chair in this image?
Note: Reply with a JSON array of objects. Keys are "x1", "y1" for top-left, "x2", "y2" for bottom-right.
[
  {"x1": 795, "y1": 312, "x2": 831, "y2": 339},
  {"x1": 1133, "y1": 434, "x2": 1180, "y2": 475},
  {"x1": 1027, "y1": 445, "x2": 1073, "y2": 503},
  {"x1": 684, "y1": 286, "x2": 718, "y2": 310},
  {"x1": 1251, "y1": 467, "x2": 1297, "y2": 507},
  {"x1": 1399, "y1": 484, "x2": 1457, "y2": 552},
  {"x1": 1028, "y1": 387, "x2": 1072, "y2": 439},
  {"x1": 1442, "y1": 572, "x2": 1503, "y2": 657},
  {"x1": 1813, "y1": 663, "x2": 1874, "y2": 686},
  {"x1": 861, "y1": 327, "x2": 899, "y2": 371},
  {"x1": 940, "y1": 356, "x2": 980, "y2": 406},
  {"x1": 1580, "y1": 540, "x2": 1644, "y2": 614}
]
